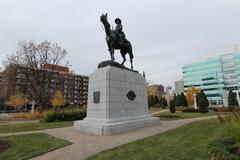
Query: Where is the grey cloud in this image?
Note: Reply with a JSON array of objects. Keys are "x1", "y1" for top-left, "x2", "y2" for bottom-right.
[{"x1": 0, "y1": 0, "x2": 240, "y2": 87}]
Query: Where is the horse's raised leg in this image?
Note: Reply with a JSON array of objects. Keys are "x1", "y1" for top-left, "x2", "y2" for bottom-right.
[
  {"x1": 130, "y1": 55, "x2": 133, "y2": 70},
  {"x1": 110, "y1": 43, "x2": 115, "y2": 61},
  {"x1": 109, "y1": 48, "x2": 115, "y2": 61},
  {"x1": 121, "y1": 51, "x2": 126, "y2": 65},
  {"x1": 111, "y1": 50, "x2": 115, "y2": 61}
]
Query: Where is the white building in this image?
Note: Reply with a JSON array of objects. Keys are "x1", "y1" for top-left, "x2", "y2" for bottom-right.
[
  {"x1": 183, "y1": 44, "x2": 240, "y2": 105},
  {"x1": 174, "y1": 80, "x2": 184, "y2": 94}
]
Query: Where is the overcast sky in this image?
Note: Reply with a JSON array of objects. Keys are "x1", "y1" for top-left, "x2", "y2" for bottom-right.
[{"x1": 0, "y1": 0, "x2": 240, "y2": 87}]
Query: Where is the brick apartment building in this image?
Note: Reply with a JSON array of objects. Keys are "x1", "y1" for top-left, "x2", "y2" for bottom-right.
[
  {"x1": 0, "y1": 64, "x2": 88, "y2": 107},
  {"x1": 0, "y1": 72, "x2": 2, "y2": 83}
]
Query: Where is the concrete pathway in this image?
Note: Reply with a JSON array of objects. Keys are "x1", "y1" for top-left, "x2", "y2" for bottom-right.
[
  {"x1": 30, "y1": 116, "x2": 217, "y2": 160},
  {"x1": 0, "y1": 116, "x2": 217, "y2": 160},
  {"x1": 150, "y1": 109, "x2": 168, "y2": 116}
]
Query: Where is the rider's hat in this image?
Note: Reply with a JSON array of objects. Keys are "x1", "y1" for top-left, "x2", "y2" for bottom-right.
[{"x1": 115, "y1": 18, "x2": 121, "y2": 24}]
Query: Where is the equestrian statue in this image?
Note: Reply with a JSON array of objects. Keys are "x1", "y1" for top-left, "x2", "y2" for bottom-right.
[{"x1": 100, "y1": 13, "x2": 134, "y2": 70}]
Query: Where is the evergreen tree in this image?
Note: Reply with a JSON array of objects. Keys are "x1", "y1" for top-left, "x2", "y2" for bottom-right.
[
  {"x1": 148, "y1": 95, "x2": 155, "y2": 108},
  {"x1": 197, "y1": 90, "x2": 209, "y2": 113},
  {"x1": 162, "y1": 97, "x2": 168, "y2": 108},
  {"x1": 159, "y1": 97, "x2": 166, "y2": 108},
  {"x1": 169, "y1": 100, "x2": 176, "y2": 113},
  {"x1": 154, "y1": 96, "x2": 160, "y2": 107},
  {"x1": 175, "y1": 94, "x2": 181, "y2": 107},
  {"x1": 228, "y1": 90, "x2": 238, "y2": 108},
  {"x1": 196, "y1": 93, "x2": 200, "y2": 107},
  {"x1": 198, "y1": 96, "x2": 205, "y2": 113},
  {"x1": 179, "y1": 93, "x2": 184, "y2": 106},
  {"x1": 201, "y1": 90, "x2": 209, "y2": 107},
  {"x1": 159, "y1": 97, "x2": 162, "y2": 107},
  {"x1": 173, "y1": 94, "x2": 177, "y2": 105},
  {"x1": 148, "y1": 95, "x2": 161, "y2": 108},
  {"x1": 180, "y1": 92, "x2": 188, "y2": 107}
]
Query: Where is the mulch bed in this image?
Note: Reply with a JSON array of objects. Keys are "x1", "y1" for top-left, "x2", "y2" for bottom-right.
[{"x1": 0, "y1": 141, "x2": 11, "y2": 152}]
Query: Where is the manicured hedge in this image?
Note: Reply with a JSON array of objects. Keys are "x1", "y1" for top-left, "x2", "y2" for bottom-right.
[{"x1": 43, "y1": 108, "x2": 86, "y2": 122}]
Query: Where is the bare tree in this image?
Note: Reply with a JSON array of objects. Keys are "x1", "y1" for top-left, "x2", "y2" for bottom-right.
[{"x1": 4, "y1": 40, "x2": 67, "y2": 111}]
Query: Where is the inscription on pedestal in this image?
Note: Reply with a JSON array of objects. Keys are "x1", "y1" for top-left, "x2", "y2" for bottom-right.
[{"x1": 93, "y1": 91, "x2": 100, "y2": 104}]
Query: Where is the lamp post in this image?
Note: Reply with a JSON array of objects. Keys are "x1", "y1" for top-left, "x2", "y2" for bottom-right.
[
  {"x1": 31, "y1": 100, "x2": 35, "y2": 113},
  {"x1": 193, "y1": 93, "x2": 197, "y2": 110}
]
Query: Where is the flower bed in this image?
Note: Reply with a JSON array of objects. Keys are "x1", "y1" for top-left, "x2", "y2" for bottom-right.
[
  {"x1": 0, "y1": 141, "x2": 10, "y2": 152},
  {"x1": 14, "y1": 112, "x2": 43, "y2": 120}
]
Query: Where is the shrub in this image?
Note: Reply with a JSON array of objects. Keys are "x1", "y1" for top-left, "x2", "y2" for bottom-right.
[
  {"x1": 211, "y1": 107, "x2": 240, "y2": 112},
  {"x1": 169, "y1": 100, "x2": 175, "y2": 113},
  {"x1": 42, "y1": 110, "x2": 56, "y2": 122},
  {"x1": 42, "y1": 107, "x2": 86, "y2": 122},
  {"x1": 210, "y1": 110, "x2": 240, "y2": 160},
  {"x1": 210, "y1": 107, "x2": 228, "y2": 112},
  {"x1": 216, "y1": 110, "x2": 240, "y2": 158},
  {"x1": 217, "y1": 111, "x2": 240, "y2": 144},
  {"x1": 182, "y1": 108, "x2": 198, "y2": 112},
  {"x1": 208, "y1": 137, "x2": 240, "y2": 160},
  {"x1": 0, "y1": 140, "x2": 11, "y2": 152}
]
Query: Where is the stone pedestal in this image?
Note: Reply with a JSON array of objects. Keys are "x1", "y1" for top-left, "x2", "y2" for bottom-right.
[{"x1": 74, "y1": 64, "x2": 160, "y2": 135}]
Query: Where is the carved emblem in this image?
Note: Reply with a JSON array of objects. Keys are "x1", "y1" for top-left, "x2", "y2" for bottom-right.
[{"x1": 126, "y1": 91, "x2": 136, "y2": 101}]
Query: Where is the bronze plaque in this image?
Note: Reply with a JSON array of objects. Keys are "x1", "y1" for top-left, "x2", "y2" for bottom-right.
[{"x1": 93, "y1": 91, "x2": 100, "y2": 104}]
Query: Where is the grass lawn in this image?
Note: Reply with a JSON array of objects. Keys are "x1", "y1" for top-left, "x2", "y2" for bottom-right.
[
  {"x1": 149, "y1": 107, "x2": 163, "y2": 114},
  {"x1": 0, "y1": 121, "x2": 73, "y2": 133},
  {"x1": 0, "y1": 133, "x2": 71, "y2": 160},
  {"x1": 87, "y1": 120, "x2": 226, "y2": 160},
  {"x1": 153, "y1": 111, "x2": 217, "y2": 120}
]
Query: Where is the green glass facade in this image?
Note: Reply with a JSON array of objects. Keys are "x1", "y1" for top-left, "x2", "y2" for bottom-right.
[{"x1": 183, "y1": 51, "x2": 240, "y2": 105}]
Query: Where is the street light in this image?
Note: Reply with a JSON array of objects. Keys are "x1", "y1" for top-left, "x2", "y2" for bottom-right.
[{"x1": 193, "y1": 93, "x2": 197, "y2": 110}]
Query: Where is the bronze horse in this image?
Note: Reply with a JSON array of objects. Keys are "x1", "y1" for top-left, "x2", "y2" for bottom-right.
[{"x1": 100, "y1": 13, "x2": 134, "y2": 70}]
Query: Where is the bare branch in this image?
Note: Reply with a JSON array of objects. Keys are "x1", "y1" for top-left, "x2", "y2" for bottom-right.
[{"x1": 2, "y1": 40, "x2": 67, "y2": 110}]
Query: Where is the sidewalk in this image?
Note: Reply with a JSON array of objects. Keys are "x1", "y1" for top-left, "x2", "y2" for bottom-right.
[{"x1": 150, "y1": 109, "x2": 168, "y2": 116}]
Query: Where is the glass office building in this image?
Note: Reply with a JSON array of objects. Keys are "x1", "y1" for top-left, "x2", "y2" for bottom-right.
[{"x1": 183, "y1": 45, "x2": 240, "y2": 105}]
